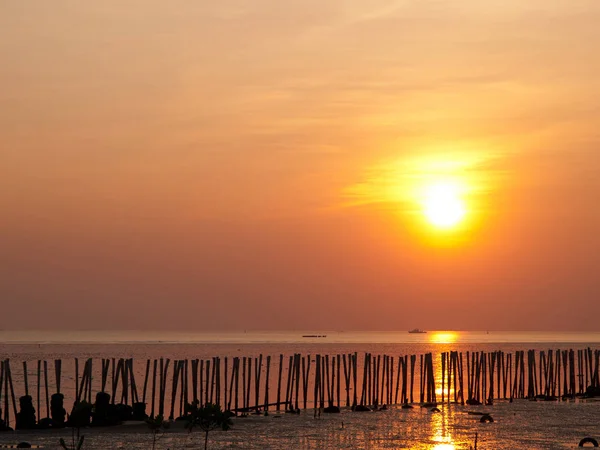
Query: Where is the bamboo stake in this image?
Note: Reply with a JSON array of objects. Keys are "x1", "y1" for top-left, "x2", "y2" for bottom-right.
[
  {"x1": 142, "y1": 359, "x2": 150, "y2": 405},
  {"x1": 265, "y1": 355, "x2": 271, "y2": 412},
  {"x1": 44, "y1": 361, "x2": 49, "y2": 418},
  {"x1": 6, "y1": 361, "x2": 18, "y2": 421},
  {"x1": 151, "y1": 359, "x2": 157, "y2": 418},
  {"x1": 223, "y1": 358, "x2": 228, "y2": 410},
  {"x1": 36, "y1": 360, "x2": 41, "y2": 423},
  {"x1": 276, "y1": 355, "x2": 283, "y2": 411}
]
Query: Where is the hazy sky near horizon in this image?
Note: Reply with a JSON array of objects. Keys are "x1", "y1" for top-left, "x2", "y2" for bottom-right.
[{"x1": 1, "y1": 1, "x2": 599, "y2": 331}]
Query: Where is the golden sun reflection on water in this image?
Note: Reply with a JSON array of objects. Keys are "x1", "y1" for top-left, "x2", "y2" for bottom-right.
[
  {"x1": 429, "y1": 331, "x2": 459, "y2": 344},
  {"x1": 433, "y1": 445, "x2": 456, "y2": 450},
  {"x1": 430, "y1": 406, "x2": 455, "y2": 450}
]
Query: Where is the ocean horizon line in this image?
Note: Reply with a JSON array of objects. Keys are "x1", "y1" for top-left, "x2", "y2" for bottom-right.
[{"x1": 1, "y1": 329, "x2": 600, "y2": 345}]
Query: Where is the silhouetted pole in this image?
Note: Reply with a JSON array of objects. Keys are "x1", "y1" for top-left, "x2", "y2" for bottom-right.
[
  {"x1": 36, "y1": 360, "x2": 41, "y2": 423},
  {"x1": 151, "y1": 359, "x2": 157, "y2": 418},
  {"x1": 276, "y1": 354, "x2": 283, "y2": 411},
  {"x1": 264, "y1": 355, "x2": 271, "y2": 412}
]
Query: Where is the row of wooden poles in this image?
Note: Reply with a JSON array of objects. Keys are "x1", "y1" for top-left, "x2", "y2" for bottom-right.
[
  {"x1": 440, "y1": 349, "x2": 600, "y2": 405},
  {"x1": 1, "y1": 348, "x2": 598, "y2": 427}
]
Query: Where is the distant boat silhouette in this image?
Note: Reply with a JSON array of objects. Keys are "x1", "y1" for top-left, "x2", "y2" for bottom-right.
[{"x1": 408, "y1": 329, "x2": 427, "y2": 334}]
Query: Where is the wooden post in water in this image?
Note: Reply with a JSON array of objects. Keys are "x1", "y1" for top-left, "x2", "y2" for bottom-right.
[
  {"x1": 184, "y1": 359, "x2": 189, "y2": 409},
  {"x1": 205, "y1": 359, "x2": 211, "y2": 406},
  {"x1": 394, "y1": 356, "x2": 401, "y2": 405},
  {"x1": 520, "y1": 351, "x2": 526, "y2": 398},
  {"x1": 284, "y1": 356, "x2": 292, "y2": 410},
  {"x1": 375, "y1": 355, "x2": 381, "y2": 406},
  {"x1": 74, "y1": 358, "x2": 80, "y2": 403},
  {"x1": 557, "y1": 351, "x2": 564, "y2": 398},
  {"x1": 121, "y1": 359, "x2": 129, "y2": 405},
  {"x1": 371, "y1": 353, "x2": 375, "y2": 405},
  {"x1": 276, "y1": 355, "x2": 283, "y2": 411},
  {"x1": 458, "y1": 352, "x2": 465, "y2": 405},
  {"x1": 0, "y1": 362, "x2": 4, "y2": 425},
  {"x1": 227, "y1": 358, "x2": 235, "y2": 411},
  {"x1": 388, "y1": 355, "x2": 393, "y2": 405},
  {"x1": 320, "y1": 355, "x2": 325, "y2": 408},
  {"x1": 254, "y1": 355, "x2": 262, "y2": 412},
  {"x1": 334, "y1": 355, "x2": 340, "y2": 408},
  {"x1": 36, "y1": 360, "x2": 41, "y2": 423},
  {"x1": 488, "y1": 352, "x2": 495, "y2": 403},
  {"x1": 142, "y1": 359, "x2": 150, "y2": 407},
  {"x1": 342, "y1": 355, "x2": 349, "y2": 406},
  {"x1": 151, "y1": 359, "x2": 157, "y2": 418},
  {"x1": 419, "y1": 354, "x2": 425, "y2": 404},
  {"x1": 370, "y1": 355, "x2": 375, "y2": 406},
  {"x1": 301, "y1": 356, "x2": 308, "y2": 410},
  {"x1": 381, "y1": 355, "x2": 387, "y2": 405},
  {"x1": 497, "y1": 351, "x2": 502, "y2": 400},
  {"x1": 265, "y1": 355, "x2": 271, "y2": 412},
  {"x1": 507, "y1": 352, "x2": 513, "y2": 402},
  {"x1": 6, "y1": 361, "x2": 18, "y2": 422},
  {"x1": 217, "y1": 357, "x2": 222, "y2": 408},
  {"x1": 294, "y1": 354, "x2": 301, "y2": 410},
  {"x1": 466, "y1": 352, "x2": 472, "y2": 402},
  {"x1": 453, "y1": 352, "x2": 459, "y2": 403},
  {"x1": 160, "y1": 359, "x2": 170, "y2": 417},
  {"x1": 246, "y1": 357, "x2": 252, "y2": 411},
  {"x1": 210, "y1": 357, "x2": 216, "y2": 404},
  {"x1": 472, "y1": 353, "x2": 478, "y2": 402},
  {"x1": 482, "y1": 352, "x2": 487, "y2": 403},
  {"x1": 223, "y1": 357, "x2": 228, "y2": 410},
  {"x1": 168, "y1": 360, "x2": 179, "y2": 420},
  {"x1": 4, "y1": 361, "x2": 9, "y2": 427},
  {"x1": 352, "y1": 353, "x2": 358, "y2": 407},
  {"x1": 191, "y1": 359, "x2": 198, "y2": 406},
  {"x1": 216, "y1": 357, "x2": 221, "y2": 405},
  {"x1": 313, "y1": 355, "x2": 320, "y2": 415},
  {"x1": 100, "y1": 359, "x2": 108, "y2": 393},
  {"x1": 380, "y1": 355, "x2": 386, "y2": 406},
  {"x1": 577, "y1": 350, "x2": 583, "y2": 394},
  {"x1": 512, "y1": 352, "x2": 519, "y2": 400},
  {"x1": 84, "y1": 358, "x2": 91, "y2": 403},
  {"x1": 401, "y1": 356, "x2": 408, "y2": 404},
  {"x1": 360, "y1": 354, "x2": 367, "y2": 406},
  {"x1": 43, "y1": 361, "x2": 49, "y2": 418},
  {"x1": 179, "y1": 361, "x2": 185, "y2": 417},
  {"x1": 441, "y1": 353, "x2": 446, "y2": 403},
  {"x1": 234, "y1": 358, "x2": 240, "y2": 413},
  {"x1": 323, "y1": 355, "x2": 330, "y2": 407},
  {"x1": 88, "y1": 358, "x2": 93, "y2": 403},
  {"x1": 111, "y1": 359, "x2": 119, "y2": 404},
  {"x1": 502, "y1": 353, "x2": 508, "y2": 400},
  {"x1": 77, "y1": 360, "x2": 86, "y2": 404},
  {"x1": 409, "y1": 355, "x2": 416, "y2": 404}
]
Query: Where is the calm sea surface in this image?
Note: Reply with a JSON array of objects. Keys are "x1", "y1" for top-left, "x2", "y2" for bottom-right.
[{"x1": 0, "y1": 330, "x2": 598, "y2": 449}]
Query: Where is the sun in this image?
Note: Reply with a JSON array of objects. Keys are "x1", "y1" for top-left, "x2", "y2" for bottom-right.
[{"x1": 422, "y1": 182, "x2": 467, "y2": 229}]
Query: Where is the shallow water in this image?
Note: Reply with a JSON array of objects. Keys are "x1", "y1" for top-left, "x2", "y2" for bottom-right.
[
  {"x1": 0, "y1": 400, "x2": 598, "y2": 449},
  {"x1": 0, "y1": 331, "x2": 598, "y2": 449}
]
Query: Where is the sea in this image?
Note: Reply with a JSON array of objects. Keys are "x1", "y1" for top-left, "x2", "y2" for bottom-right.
[{"x1": 0, "y1": 330, "x2": 599, "y2": 449}]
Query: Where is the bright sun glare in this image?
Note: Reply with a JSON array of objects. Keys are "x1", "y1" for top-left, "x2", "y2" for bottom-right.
[{"x1": 423, "y1": 182, "x2": 467, "y2": 229}]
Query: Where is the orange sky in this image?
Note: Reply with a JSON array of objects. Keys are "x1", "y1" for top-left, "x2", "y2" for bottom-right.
[{"x1": 1, "y1": 1, "x2": 599, "y2": 331}]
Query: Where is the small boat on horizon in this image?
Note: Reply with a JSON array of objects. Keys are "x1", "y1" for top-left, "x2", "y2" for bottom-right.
[{"x1": 408, "y1": 329, "x2": 427, "y2": 334}]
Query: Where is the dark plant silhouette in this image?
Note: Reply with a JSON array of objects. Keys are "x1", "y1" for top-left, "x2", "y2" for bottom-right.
[
  {"x1": 185, "y1": 402, "x2": 233, "y2": 450},
  {"x1": 145, "y1": 414, "x2": 170, "y2": 450},
  {"x1": 59, "y1": 435, "x2": 84, "y2": 450},
  {"x1": 469, "y1": 432, "x2": 478, "y2": 450}
]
